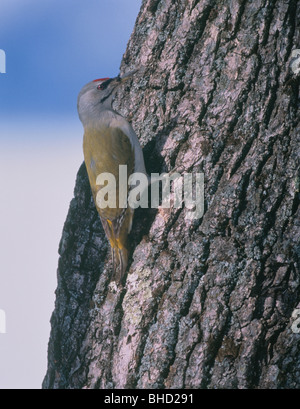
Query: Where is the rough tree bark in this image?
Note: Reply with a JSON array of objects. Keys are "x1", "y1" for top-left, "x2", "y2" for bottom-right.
[{"x1": 43, "y1": 0, "x2": 300, "y2": 389}]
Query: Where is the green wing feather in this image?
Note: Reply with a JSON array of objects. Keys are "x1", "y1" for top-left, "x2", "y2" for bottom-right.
[{"x1": 83, "y1": 126, "x2": 135, "y2": 281}]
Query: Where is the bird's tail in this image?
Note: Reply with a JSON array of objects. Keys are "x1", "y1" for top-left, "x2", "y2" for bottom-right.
[
  {"x1": 101, "y1": 207, "x2": 134, "y2": 282},
  {"x1": 111, "y1": 244, "x2": 129, "y2": 283}
]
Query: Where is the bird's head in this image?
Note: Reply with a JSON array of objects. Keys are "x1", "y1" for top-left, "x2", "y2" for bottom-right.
[{"x1": 77, "y1": 70, "x2": 137, "y2": 125}]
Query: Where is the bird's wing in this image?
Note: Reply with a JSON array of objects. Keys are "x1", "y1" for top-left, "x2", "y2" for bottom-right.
[
  {"x1": 83, "y1": 125, "x2": 136, "y2": 280},
  {"x1": 83, "y1": 125, "x2": 135, "y2": 221}
]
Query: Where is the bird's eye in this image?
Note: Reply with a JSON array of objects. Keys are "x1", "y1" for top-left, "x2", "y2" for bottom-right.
[{"x1": 97, "y1": 83, "x2": 105, "y2": 90}]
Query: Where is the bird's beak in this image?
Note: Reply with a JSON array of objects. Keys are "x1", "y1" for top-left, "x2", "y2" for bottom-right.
[
  {"x1": 113, "y1": 69, "x2": 138, "y2": 85},
  {"x1": 120, "y1": 69, "x2": 139, "y2": 81}
]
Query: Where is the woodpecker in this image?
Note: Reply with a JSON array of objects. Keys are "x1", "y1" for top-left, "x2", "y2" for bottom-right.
[{"x1": 77, "y1": 71, "x2": 146, "y2": 281}]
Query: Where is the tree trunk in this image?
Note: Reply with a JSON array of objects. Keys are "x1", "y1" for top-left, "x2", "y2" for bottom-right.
[{"x1": 43, "y1": 0, "x2": 300, "y2": 389}]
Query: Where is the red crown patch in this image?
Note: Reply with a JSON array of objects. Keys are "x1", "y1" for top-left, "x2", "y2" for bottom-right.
[{"x1": 93, "y1": 77, "x2": 110, "y2": 82}]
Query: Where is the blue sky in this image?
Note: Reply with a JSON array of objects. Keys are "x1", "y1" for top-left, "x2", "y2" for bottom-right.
[
  {"x1": 0, "y1": 0, "x2": 141, "y2": 121},
  {"x1": 0, "y1": 0, "x2": 142, "y2": 389}
]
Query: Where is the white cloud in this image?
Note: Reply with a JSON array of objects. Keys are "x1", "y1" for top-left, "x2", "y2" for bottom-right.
[{"x1": 0, "y1": 118, "x2": 83, "y2": 388}]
